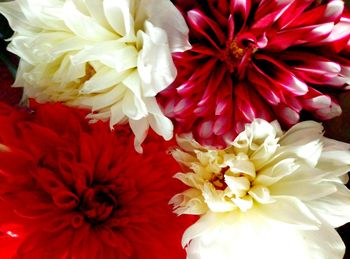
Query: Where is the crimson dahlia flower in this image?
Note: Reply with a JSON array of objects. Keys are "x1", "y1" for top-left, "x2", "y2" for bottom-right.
[
  {"x1": 0, "y1": 102, "x2": 192, "y2": 259},
  {"x1": 158, "y1": 0, "x2": 350, "y2": 147}
]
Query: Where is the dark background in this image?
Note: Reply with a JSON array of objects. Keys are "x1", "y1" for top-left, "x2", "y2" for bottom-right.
[{"x1": 0, "y1": 1, "x2": 350, "y2": 258}]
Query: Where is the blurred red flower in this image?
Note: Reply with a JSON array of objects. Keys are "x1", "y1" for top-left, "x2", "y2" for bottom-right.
[
  {"x1": 158, "y1": 0, "x2": 350, "y2": 147},
  {"x1": 0, "y1": 102, "x2": 192, "y2": 259}
]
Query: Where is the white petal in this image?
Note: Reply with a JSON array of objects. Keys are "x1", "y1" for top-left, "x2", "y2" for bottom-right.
[
  {"x1": 129, "y1": 117, "x2": 149, "y2": 153},
  {"x1": 270, "y1": 181, "x2": 337, "y2": 201},
  {"x1": 144, "y1": 97, "x2": 173, "y2": 141},
  {"x1": 63, "y1": 0, "x2": 116, "y2": 41},
  {"x1": 103, "y1": 0, "x2": 135, "y2": 41},
  {"x1": 71, "y1": 41, "x2": 138, "y2": 72},
  {"x1": 279, "y1": 121, "x2": 324, "y2": 146},
  {"x1": 202, "y1": 184, "x2": 237, "y2": 213},
  {"x1": 257, "y1": 196, "x2": 321, "y2": 230},
  {"x1": 306, "y1": 183, "x2": 350, "y2": 227},
  {"x1": 137, "y1": 21, "x2": 176, "y2": 96},
  {"x1": 136, "y1": 0, "x2": 191, "y2": 52}
]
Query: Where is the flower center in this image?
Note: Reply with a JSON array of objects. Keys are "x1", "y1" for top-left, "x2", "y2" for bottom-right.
[
  {"x1": 209, "y1": 153, "x2": 271, "y2": 212},
  {"x1": 80, "y1": 184, "x2": 118, "y2": 224},
  {"x1": 222, "y1": 39, "x2": 257, "y2": 77}
]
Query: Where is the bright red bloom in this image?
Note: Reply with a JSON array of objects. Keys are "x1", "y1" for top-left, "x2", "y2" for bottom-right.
[
  {"x1": 158, "y1": 0, "x2": 350, "y2": 147},
  {"x1": 0, "y1": 102, "x2": 193, "y2": 259}
]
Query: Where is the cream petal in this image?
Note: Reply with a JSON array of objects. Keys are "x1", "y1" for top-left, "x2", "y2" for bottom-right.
[
  {"x1": 255, "y1": 158, "x2": 299, "y2": 186},
  {"x1": 81, "y1": 68, "x2": 128, "y2": 94},
  {"x1": 170, "y1": 189, "x2": 208, "y2": 215},
  {"x1": 109, "y1": 101, "x2": 126, "y2": 129},
  {"x1": 232, "y1": 195, "x2": 254, "y2": 211},
  {"x1": 248, "y1": 185, "x2": 273, "y2": 204},
  {"x1": 203, "y1": 184, "x2": 237, "y2": 213},
  {"x1": 137, "y1": 22, "x2": 177, "y2": 96},
  {"x1": 182, "y1": 212, "x2": 227, "y2": 248},
  {"x1": 122, "y1": 91, "x2": 148, "y2": 120},
  {"x1": 0, "y1": 1, "x2": 36, "y2": 33},
  {"x1": 279, "y1": 121, "x2": 324, "y2": 146},
  {"x1": 225, "y1": 159, "x2": 256, "y2": 178},
  {"x1": 144, "y1": 97, "x2": 174, "y2": 141},
  {"x1": 173, "y1": 172, "x2": 205, "y2": 189},
  {"x1": 270, "y1": 181, "x2": 337, "y2": 201},
  {"x1": 137, "y1": 0, "x2": 191, "y2": 52},
  {"x1": 129, "y1": 117, "x2": 149, "y2": 153},
  {"x1": 84, "y1": 0, "x2": 112, "y2": 31},
  {"x1": 71, "y1": 41, "x2": 138, "y2": 72},
  {"x1": 103, "y1": 0, "x2": 136, "y2": 40},
  {"x1": 257, "y1": 196, "x2": 321, "y2": 230},
  {"x1": 277, "y1": 139, "x2": 323, "y2": 167},
  {"x1": 62, "y1": 0, "x2": 116, "y2": 41},
  {"x1": 306, "y1": 183, "x2": 350, "y2": 228},
  {"x1": 297, "y1": 222, "x2": 345, "y2": 259},
  {"x1": 225, "y1": 175, "x2": 251, "y2": 197}
]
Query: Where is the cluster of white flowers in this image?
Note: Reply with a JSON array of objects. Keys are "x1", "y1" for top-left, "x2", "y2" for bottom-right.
[
  {"x1": 0, "y1": 0, "x2": 190, "y2": 152},
  {"x1": 171, "y1": 119, "x2": 350, "y2": 259}
]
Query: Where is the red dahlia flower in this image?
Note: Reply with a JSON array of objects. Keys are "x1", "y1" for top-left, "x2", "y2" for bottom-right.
[
  {"x1": 158, "y1": 0, "x2": 350, "y2": 147},
  {"x1": 0, "y1": 102, "x2": 192, "y2": 259}
]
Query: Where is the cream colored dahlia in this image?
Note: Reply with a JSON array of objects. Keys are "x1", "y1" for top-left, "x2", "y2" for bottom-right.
[
  {"x1": 171, "y1": 119, "x2": 350, "y2": 259},
  {"x1": 0, "y1": 0, "x2": 190, "y2": 151}
]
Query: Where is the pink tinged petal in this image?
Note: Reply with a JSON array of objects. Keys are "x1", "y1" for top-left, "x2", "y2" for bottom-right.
[
  {"x1": 193, "y1": 105, "x2": 211, "y2": 117},
  {"x1": 299, "y1": 88, "x2": 342, "y2": 120},
  {"x1": 274, "y1": 105, "x2": 300, "y2": 126},
  {"x1": 190, "y1": 43, "x2": 218, "y2": 56},
  {"x1": 197, "y1": 64, "x2": 228, "y2": 107},
  {"x1": 162, "y1": 98, "x2": 176, "y2": 117},
  {"x1": 252, "y1": 0, "x2": 291, "y2": 30},
  {"x1": 248, "y1": 65, "x2": 283, "y2": 105},
  {"x1": 214, "y1": 75, "x2": 233, "y2": 116},
  {"x1": 177, "y1": 58, "x2": 218, "y2": 96},
  {"x1": 198, "y1": 120, "x2": 214, "y2": 139},
  {"x1": 230, "y1": 0, "x2": 252, "y2": 27},
  {"x1": 256, "y1": 33, "x2": 268, "y2": 48},
  {"x1": 266, "y1": 23, "x2": 334, "y2": 51},
  {"x1": 317, "y1": 20, "x2": 350, "y2": 49},
  {"x1": 276, "y1": 0, "x2": 313, "y2": 29},
  {"x1": 254, "y1": 54, "x2": 309, "y2": 96},
  {"x1": 228, "y1": 15, "x2": 235, "y2": 42},
  {"x1": 287, "y1": 0, "x2": 344, "y2": 28},
  {"x1": 235, "y1": 87, "x2": 256, "y2": 121},
  {"x1": 213, "y1": 115, "x2": 232, "y2": 136},
  {"x1": 207, "y1": 1, "x2": 230, "y2": 28},
  {"x1": 173, "y1": 98, "x2": 196, "y2": 117},
  {"x1": 287, "y1": 52, "x2": 341, "y2": 76},
  {"x1": 281, "y1": 51, "x2": 346, "y2": 86},
  {"x1": 235, "y1": 82, "x2": 273, "y2": 122},
  {"x1": 187, "y1": 9, "x2": 226, "y2": 49}
]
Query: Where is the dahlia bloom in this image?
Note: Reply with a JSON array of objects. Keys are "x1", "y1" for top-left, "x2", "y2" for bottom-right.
[
  {"x1": 170, "y1": 119, "x2": 350, "y2": 259},
  {"x1": 159, "y1": 0, "x2": 350, "y2": 147},
  {"x1": 0, "y1": 0, "x2": 190, "y2": 151},
  {"x1": 0, "y1": 102, "x2": 192, "y2": 259}
]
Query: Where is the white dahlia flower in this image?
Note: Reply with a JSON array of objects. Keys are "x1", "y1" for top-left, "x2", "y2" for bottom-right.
[
  {"x1": 170, "y1": 119, "x2": 350, "y2": 259},
  {"x1": 0, "y1": 0, "x2": 190, "y2": 152}
]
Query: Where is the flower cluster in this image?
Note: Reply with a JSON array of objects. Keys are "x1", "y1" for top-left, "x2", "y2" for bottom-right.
[
  {"x1": 0, "y1": 0, "x2": 349, "y2": 259},
  {"x1": 0, "y1": 102, "x2": 193, "y2": 259},
  {"x1": 158, "y1": 0, "x2": 350, "y2": 147},
  {"x1": 171, "y1": 119, "x2": 350, "y2": 259}
]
